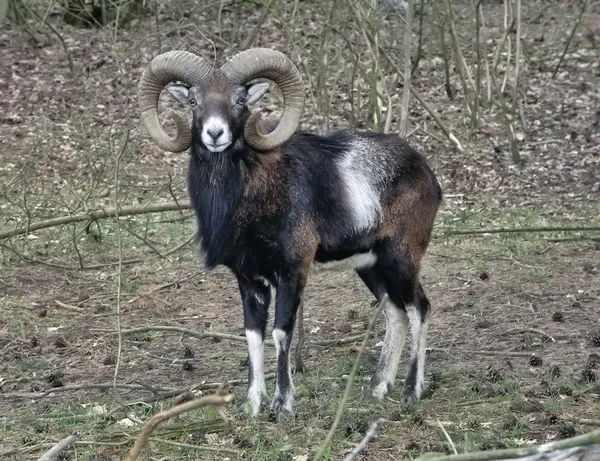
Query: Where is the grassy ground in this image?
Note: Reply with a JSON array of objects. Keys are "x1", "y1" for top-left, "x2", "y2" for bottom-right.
[{"x1": 1, "y1": 0, "x2": 599, "y2": 460}]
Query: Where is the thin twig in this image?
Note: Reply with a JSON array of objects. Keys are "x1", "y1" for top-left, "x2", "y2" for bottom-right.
[
  {"x1": 343, "y1": 418, "x2": 386, "y2": 461},
  {"x1": 125, "y1": 270, "x2": 204, "y2": 305},
  {"x1": 129, "y1": 373, "x2": 277, "y2": 404},
  {"x1": 553, "y1": 0, "x2": 590, "y2": 78},
  {"x1": 240, "y1": 0, "x2": 269, "y2": 50},
  {"x1": 418, "y1": 428, "x2": 600, "y2": 460},
  {"x1": 399, "y1": 0, "x2": 414, "y2": 137},
  {"x1": 500, "y1": 328, "x2": 555, "y2": 343},
  {"x1": 437, "y1": 419, "x2": 458, "y2": 455},
  {"x1": 364, "y1": 27, "x2": 464, "y2": 152},
  {"x1": 0, "y1": 243, "x2": 74, "y2": 270},
  {"x1": 54, "y1": 300, "x2": 85, "y2": 312},
  {"x1": 492, "y1": 18, "x2": 515, "y2": 74},
  {"x1": 313, "y1": 295, "x2": 388, "y2": 461},
  {"x1": 123, "y1": 392, "x2": 234, "y2": 461},
  {"x1": 113, "y1": 129, "x2": 127, "y2": 388},
  {"x1": 439, "y1": 226, "x2": 600, "y2": 236},
  {"x1": 37, "y1": 434, "x2": 78, "y2": 461},
  {"x1": 0, "y1": 201, "x2": 193, "y2": 240},
  {"x1": 428, "y1": 348, "x2": 534, "y2": 358},
  {"x1": 547, "y1": 237, "x2": 600, "y2": 242},
  {"x1": 109, "y1": 325, "x2": 387, "y2": 348},
  {"x1": 1, "y1": 383, "x2": 171, "y2": 400}
]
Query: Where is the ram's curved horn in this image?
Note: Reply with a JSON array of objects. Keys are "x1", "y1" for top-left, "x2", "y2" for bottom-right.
[
  {"x1": 138, "y1": 50, "x2": 212, "y2": 152},
  {"x1": 221, "y1": 48, "x2": 304, "y2": 151}
]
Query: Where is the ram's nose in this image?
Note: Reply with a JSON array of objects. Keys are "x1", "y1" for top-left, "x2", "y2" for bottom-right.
[{"x1": 207, "y1": 128, "x2": 224, "y2": 142}]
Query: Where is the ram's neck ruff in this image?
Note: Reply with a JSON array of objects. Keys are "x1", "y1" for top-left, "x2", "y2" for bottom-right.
[{"x1": 187, "y1": 139, "x2": 254, "y2": 269}]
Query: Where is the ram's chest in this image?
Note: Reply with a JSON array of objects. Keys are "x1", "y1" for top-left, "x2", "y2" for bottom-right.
[{"x1": 209, "y1": 204, "x2": 290, "y2": 272}]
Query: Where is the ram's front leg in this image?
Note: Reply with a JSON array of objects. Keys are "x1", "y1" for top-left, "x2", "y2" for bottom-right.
[
  {"x1": 270, "y1": 270, "x2": 307, "y2": 421},
  {"x1": 238, "y1": 276, "x2": 271, "y2": 416}
]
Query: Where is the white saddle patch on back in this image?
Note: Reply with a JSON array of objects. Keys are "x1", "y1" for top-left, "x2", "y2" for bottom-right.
[{"x1": 337, "y1": 146, "x2": 382, "y2": 232}]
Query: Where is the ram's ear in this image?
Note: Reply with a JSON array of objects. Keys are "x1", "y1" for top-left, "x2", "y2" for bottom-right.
[
  {"x1": 166, "y1": 84, "x2": 190, "y2": 105},
  {"x1": 245, "y1": 82, "x2": 270, "y2": 105}
]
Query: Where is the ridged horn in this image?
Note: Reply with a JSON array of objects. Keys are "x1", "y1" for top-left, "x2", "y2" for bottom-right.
[
  {"x1": 138, "y1": 50, "x2": 212, "y2": 152},
  {"x1": 220, "y1": 48, "x2": 304, "y2": 151}
]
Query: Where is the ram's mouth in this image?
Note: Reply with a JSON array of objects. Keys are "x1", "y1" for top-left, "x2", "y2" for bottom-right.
[{"x1": 204, "y1": 141, "x2": 232, "y2": 153}]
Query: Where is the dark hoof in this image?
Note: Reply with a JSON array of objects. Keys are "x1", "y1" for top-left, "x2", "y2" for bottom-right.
[
  {"x1": 269, "y1": 395, "x2": 295, "y2": 422},
  {"x1": 401, "y1": 389, "x2": 420, "y2": 408}
]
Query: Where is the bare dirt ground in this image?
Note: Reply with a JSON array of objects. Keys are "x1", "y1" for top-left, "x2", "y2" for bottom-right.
[{"x1": 1, "y1": 0, "x2": 599, "y2": 460}]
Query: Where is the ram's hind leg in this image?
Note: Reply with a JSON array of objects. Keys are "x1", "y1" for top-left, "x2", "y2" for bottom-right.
[
  {"x1": 376, "y1": 245, "x2": 430, "y2": 405},
  {"x1": 357, "y1": 266, "x2": 409, "y2": 400},
  {"x1": 403, "y1": 282, "x2": 430, "y2": 404},
  {"x1": 294, "y1": 299, "x2": 307, "y2": 374}
]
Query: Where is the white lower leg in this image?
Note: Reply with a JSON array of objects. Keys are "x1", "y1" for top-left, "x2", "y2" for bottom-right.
[
  {"x1": 272, "y1": 328, "x2": 294, "y2": 414},
  {"x1": 245, "y1": 329, "x2": 266, "y2": 415},
  {"x1": 406, "y1": 306, "x2": 427, "y2": 398},
  {"x1": 414, "y1": 318, "x2": 428, "y2": 397},
  {"x1": 372, "y1": 301, "x2": 409, "y2": 399}
]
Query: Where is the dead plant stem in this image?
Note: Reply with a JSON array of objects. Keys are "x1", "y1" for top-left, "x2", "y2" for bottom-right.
[
  {"x1": 36, "y1": 434, "x2": 78, "y2": 461},
  {"x1": 439, "y1": 225, "x2": 600, "y2": 236},
  {"x1": 112, "y1": 129, "x2": 128, "y2": 387},
  {"x1": 553, "y1": 0, "x2": 590, "y2": 78},
  {"x1": 420, "y1": 428, "x2": 600, "y2": 460},
  {"x1": 123, "y1": 392, "x2": 233, "y2": 461},
  {"x1": 399, "y1": 0, "x2": 414, "y2": 137},
  {"x1": 0, "y1": 201, "x2": 193, "y2": 240},
  {"x1": 313, "y1": 294, "x2": 388, "y2": 461}
]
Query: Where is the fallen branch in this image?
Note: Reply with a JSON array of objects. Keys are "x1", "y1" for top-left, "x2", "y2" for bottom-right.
[
  {"x1": 418, "y1": 428, "x2": 600, "y2": 460},
  {"x1": 54, "y1": 300, "x2": 84, "y2": 312},
  {"x1": 438, "y1": 418, "x2": 458, "y2": 455},
  {"x1": 115, "y1": 326, "x2": 257, "y2": 345},
  {"x1": 106, "y1": 325, "x2": 387, "y2": 348},
  {"x1": 313, "y1": 295, "x2": 388, "y2": 461},
  {"x1": 547, "y1": 237, "x2": 600, "y2": 243},
  {"x1": 127, "y1": 373, "x2": 277, "y2": 405},
  {"x1": 1, "y1": 235, "x2": 194, "y2": 271},
  {"x1": 37, "y1": 434, "x2": 78, "y2": 461},
  {"x1": 123, "y1": 391, "x2": 234, "y2": 461},
  {"x1": 428, "y1": 348, "x2": 534, "y2": 358},
  {"x1": 343, "y1": 418, "x2": 386, "y2": 461},
  {"x1": 1, "y1": 383, "x2": 172, "y2": 400},
  {"x1": 500, "y1": 328, "x2": 555, "y2": 343},
  {"x1": 0, "y1": 201, "x2": 193, "y2": 240},
  {"x1": 439, "y1": 226, "x2": 600, "y2": 237}
]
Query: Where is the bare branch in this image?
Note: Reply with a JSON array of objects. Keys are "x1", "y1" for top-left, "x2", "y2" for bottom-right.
[
  {"x1": 343, "y1": 418, "x2": 386, "y2": 461},
  {"x1": 37, "y1": 434, "x2": 78, "y2": 461},
  {"x1": 0, "y1": 201, "x2": 193, "y2": 241},
  {"x1": 123, "y1": 392, "x2": 234, "y2": 461},
  {"x1": 416, "y1": 428, "x2": 600, "y2": 460},
  {"x1": 500, "y1": 328, "x2": 555, "y2": 343},
  {"x1": 1, "y1": 383, "x2": 172, "y2": 400},
  {"x1": 313, "y1": 295, "x2": 388, "y2": 461},
  {"x1": 109, "y1": 325, "x2": 387, "y2": 348},
  {"x1": 399, "y1": 0, "x2": 414, "y2": 137},
  {"x1": 553, "y1": 0, "x2": 590, "y2": 78},
  {"x1": 440, "y1": 226, "x2": 600, "y2": 237}
]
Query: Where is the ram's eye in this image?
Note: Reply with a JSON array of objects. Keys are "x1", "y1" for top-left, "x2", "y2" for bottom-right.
[
  {"x1": 237, "y1": 97, "x2": 246, "y2": 106},
  {"x1": 189, "y1": 99, "x2": 197, "y2": 107}
]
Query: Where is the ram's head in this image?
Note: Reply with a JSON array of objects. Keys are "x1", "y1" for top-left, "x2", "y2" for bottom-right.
[{"x1": 137, "y1": 48, "x2": 305, "y2": 153}]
